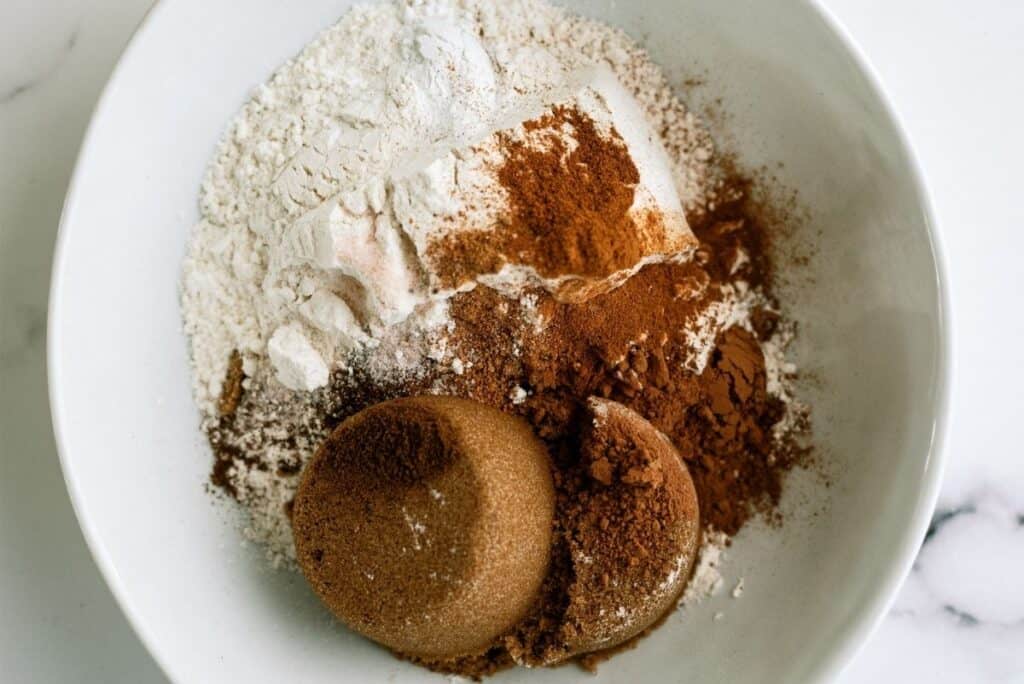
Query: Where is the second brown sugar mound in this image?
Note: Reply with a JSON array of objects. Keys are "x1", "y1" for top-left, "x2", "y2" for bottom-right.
[{"x1": 503, "y1": 398, "x2": 701, "y2": 667}]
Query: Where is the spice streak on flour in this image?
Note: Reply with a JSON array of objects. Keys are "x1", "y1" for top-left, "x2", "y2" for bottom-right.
[{"x1": 181, "y1": 0, "x2": 715, "y2": 413}]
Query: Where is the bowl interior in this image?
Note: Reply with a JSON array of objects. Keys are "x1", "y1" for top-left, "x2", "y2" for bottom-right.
[{"x1": 49, "y1": 0, "x2": 946, "y2": 682}]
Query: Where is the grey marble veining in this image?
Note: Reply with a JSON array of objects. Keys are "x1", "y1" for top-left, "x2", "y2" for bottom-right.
[
  {"x1": 0, "y1": 303, "x2": 47, "y2": 367},
  {"x1": 0, "y1": 29, "x2": 78, "y2": 105},
  {"x1": 914, "y1": 497, "x2": 1024, "y2": 624},
  {"x1": 923, "y1": 504, "x2": 977, "y2": 544}
]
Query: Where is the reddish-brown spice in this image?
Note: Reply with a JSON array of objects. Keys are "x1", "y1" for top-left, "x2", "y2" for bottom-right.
[{"x1": 429, "y1": 106, "x2": 687, "y2": 290}]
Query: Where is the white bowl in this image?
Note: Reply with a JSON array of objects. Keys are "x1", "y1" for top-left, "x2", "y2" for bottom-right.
[{"x1": 48, "y1": 0, "x2": 951, "y2": 682}]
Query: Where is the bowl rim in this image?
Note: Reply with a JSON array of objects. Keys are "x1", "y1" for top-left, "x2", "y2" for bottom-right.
[{"x1": 47, "y1": 1, "x2": 953, "y2": 682}]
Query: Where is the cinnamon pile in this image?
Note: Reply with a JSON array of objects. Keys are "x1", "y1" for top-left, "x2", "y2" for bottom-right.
[{"x1": 429, "y1": 106, "x2": 687, "y2": 291}]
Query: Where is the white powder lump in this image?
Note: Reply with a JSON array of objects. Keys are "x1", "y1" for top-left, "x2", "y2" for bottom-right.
[
  {"x1": 266, "y1": 322, "x2": 329, "y2": 391},
  {"x1": 683, "y1": 530, "x2": 729, "y2": 603},
  {"x1": 255, "y1": 65, "x2": 698, "y2": 388}
]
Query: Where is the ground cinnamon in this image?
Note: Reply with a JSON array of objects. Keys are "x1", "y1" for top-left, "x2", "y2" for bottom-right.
[{"x1": 430, "y1": 106, "x2": 682, "y2": 288}]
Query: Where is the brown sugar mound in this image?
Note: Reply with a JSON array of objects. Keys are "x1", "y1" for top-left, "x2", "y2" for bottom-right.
[{"x1": 291, "y1": 396, "x2": 555, "y2": 660}]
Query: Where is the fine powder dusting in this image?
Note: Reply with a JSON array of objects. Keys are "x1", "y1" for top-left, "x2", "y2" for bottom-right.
[{"x1": 183, "y1": 0, "x2": 808, "y2": 621}]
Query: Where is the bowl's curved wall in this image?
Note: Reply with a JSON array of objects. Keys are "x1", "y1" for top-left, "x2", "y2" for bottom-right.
[{"x1": 49, "y1": 0, "x2": 948, "y2": 682}]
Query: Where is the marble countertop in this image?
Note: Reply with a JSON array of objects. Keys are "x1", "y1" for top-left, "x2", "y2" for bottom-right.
[{"x1": 1, "y1": 0, "x2": 1021, "y2": 681}]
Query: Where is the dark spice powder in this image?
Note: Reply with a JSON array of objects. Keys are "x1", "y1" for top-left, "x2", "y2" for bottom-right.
[{"x1": 435, "y1": 172, "x2": 806, "y2": 536}]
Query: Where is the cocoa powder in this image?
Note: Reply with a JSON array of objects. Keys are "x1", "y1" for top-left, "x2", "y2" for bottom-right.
[
  {"x1": 422, "y1": 178, "x2": 804, "y2": 681},
  {"x1": 438, "y1": 172, "x2": 801, "y2": 536}
]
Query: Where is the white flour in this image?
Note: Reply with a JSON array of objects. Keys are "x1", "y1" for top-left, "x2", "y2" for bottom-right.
[
  {"x1": 683, "y1": 530, "x2": 728, "y2": 603},
  {"x1": 181, "y1": 0, "x2": 714, "y2": 414}
]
